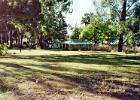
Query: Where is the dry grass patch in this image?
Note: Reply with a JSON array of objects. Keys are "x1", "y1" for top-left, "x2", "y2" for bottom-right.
[{"x1": 0, "y1": 50, "x2": 140, "y2": 100}]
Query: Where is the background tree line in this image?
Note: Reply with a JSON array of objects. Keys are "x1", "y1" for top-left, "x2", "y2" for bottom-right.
[
  {"x1": 0, "y1": 0, "x2": 140, "y2": 53},
  {"x1": 71, "y1": 0, "x2": 140, "y2": 52},
  {"x1": 0, "y1": 0, "x2": 72, "y2": 51}
]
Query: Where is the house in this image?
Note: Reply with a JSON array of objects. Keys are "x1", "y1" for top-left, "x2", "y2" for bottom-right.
[{"x1": 62, "y1": 39, "x2": 92, "y2": 50}]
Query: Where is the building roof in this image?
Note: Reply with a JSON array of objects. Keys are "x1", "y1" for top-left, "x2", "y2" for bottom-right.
[{"x1": 63, "y1": 39, "x2": 92, "y2": 45}]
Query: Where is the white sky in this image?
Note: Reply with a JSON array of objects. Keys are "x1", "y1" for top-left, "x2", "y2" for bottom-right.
[{"x1": 65, "y1": 0, "x2": 96, "y2": 27}]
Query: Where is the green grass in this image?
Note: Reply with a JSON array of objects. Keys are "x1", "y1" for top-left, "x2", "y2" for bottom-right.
[{"x1": 0, "y1": 50, "x2": 140, "y2": 99}]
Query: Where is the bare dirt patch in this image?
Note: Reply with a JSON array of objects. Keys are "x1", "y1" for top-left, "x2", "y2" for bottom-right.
[{"x1": 15, "y1": 80, "x2": 118, "y2": 100}]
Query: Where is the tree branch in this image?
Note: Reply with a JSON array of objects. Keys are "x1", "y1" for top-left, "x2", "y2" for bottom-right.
[
  {"x1": 108, "y1": 1, "x2": 121, "y2": 20},
  {"x1": 126, "y1": 2, "x2": 135, "y2": 12}
]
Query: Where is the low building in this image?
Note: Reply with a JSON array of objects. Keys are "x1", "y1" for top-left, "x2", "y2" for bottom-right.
[{"x1": 62, "y1": 39, "x2": 92, "y2": 50}]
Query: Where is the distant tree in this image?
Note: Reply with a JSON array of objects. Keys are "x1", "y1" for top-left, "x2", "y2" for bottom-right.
[
  {"x1": 71, "y1": 25, "x2": 82, "y2": 39},
  {"x1": 104, "y1": 20, "x2": 120, "y2": 45},
  {"x1": 133, "y1": 3, "x2": 140, "y2": 45},
  {"x1": 80, "y1": 11, "x2": 122, "y2": 46},
  {"x1": 0, "y1": 0, "x2": 41, "y2": 49},
  {"x1": 0, "y1": 0, "x2": 72, "y2": 49},
  {"x1": 80, "y1": 24, "x2": 94, "y2": 41},
  {"x1": 122, "y1": 2, "x2": 140, "y2": 46},
  {"x1": 81, "y1": 13, "x2": 94, "y2": 25},
  {"x1": 39, "y1": 0, "x2": 72, "y2": 48},
  {"x1": 100, "y1": 0, "x2": 140, "y2": 52},
  {"x1": 80, "y1": 14, "x2": 106, "y2": 44}
]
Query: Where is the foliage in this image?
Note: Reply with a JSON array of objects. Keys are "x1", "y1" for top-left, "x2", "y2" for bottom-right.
[
  {"x1": 39, "y1": 0, "x2": 72, "y2": 42},
  {"x1": 0, "y1": 0, "x2": 139, "y2": 51},
  {"x1": 80, "y1": 14, "x2": 107, "y2": 44},
  {"x1": 135, "y1": 31, "x2": 140, "y2": 45},
  {"x1": 0, "y1": 0, "x2": 72, "y2": 49},
  {"x1": 80, "y1": 24, "x2": 94, "y2": 41},
  {"x1": 134, "y1": 3, "x2": 140, "y2": 18},
  {"x1": 124, "y1": 17, "x2": 140, "y2": 46},
  {"x1": 104, "y1": 21, "x2": 120, "y2": 44},
  {"x1": 98, "y1": 0, "x2": 140, "y2": 52},
  {"x1": 77, "y1": 0, "x2": 140, "y2": 49},
  {"x1": 81, "y1": 13, "x2": 94, "y2": 25},
  {"x1": 0, "y1": 44, "x2": 8, "y2": 55},
  {"x1": 71, "y1": 26, "x2": 82, "y2": 39}
]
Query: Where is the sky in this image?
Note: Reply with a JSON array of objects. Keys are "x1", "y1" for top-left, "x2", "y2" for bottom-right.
[{"x1": 65, "y1": 0, "x2": 96, "y2": 27}]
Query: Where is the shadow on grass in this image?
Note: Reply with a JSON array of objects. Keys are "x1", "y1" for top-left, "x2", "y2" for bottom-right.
[
  {"x1": 9, "y1": 54, "x2": 140, "y2": 68},
  {"x1": 0, "y1": 53, "x2": 140, "y2": 99}
]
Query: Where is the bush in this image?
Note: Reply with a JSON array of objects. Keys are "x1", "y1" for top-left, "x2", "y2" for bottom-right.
[
  {"x1": 124, "y1": 46, "x2": 140, "y2": 54},
  {"x1": 92, "y1": 45, "x2": 111, "y2": 52},
  {"x1": 0, "y1": 44, "x2": 8, "y2": 55}
]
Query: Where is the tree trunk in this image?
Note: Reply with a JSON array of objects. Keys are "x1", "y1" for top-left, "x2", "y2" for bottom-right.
[
  {"x1": 0, "y1": 33, "x2": 2, "y2": 43},
  {"x1": 20, "y1": 33, "x2": 23, "y2": 53},
  {"x1": 118, "y1": 35, "x2": 123, "y2": 52},
  {"x1": 118, "y1": 0, "x2": 127, "y2": 52},
  {"x1": 10, "y1": 31, "x2": 13, "y2": 48},
  {"x1": 6, "y1": 32, "x2": 8, "y2": 44},
  {"x1": 39, "y1": 33, "x2": 44, "y2": 49}
]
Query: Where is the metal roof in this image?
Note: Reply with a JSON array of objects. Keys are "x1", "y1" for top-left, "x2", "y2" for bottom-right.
[{"x1": 63, "y1": 39, "x2": 92, "y2": 45}]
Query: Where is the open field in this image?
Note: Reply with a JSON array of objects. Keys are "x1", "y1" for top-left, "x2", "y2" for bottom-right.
[{"x1": 0, "y1": 50, "x2": 140, "y2": 100}]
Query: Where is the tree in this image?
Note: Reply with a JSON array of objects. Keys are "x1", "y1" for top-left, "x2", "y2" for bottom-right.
[
  {"x1": 100, "y1": 0, "x2": 140, "y2": 52},
  {"x1": 80, "y1": 24, "x2": 94, "y2": 41},
  {"x1": 80, "y1": 14, "x2": 106, "y2": 44},
  {"x1": 81, "y1": 13, "x2": 94, "y2": 25},
  {"x1": 0, "y1": 0, "x2": 42, "y2": 49},
  {"x1": 39, "y1": 0, "x2": 72, "y2": 48},
  {"x1": 118, "y1": 0, "x2": 127, "y2": 52},
  {"x1": 71, "y1": 25, "x2": 82, "y2": 39},
  {"x1": 0, "y1": 0, "x2": 72, "y2": 49},
  {"x1": 104, "y1": 20, "x2": 120, "y2": 45},
  {"x1": 132, "y1": 3, "x2": 140, "y2": 45}
]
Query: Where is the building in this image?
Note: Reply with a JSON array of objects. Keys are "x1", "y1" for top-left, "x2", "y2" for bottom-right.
[{"x1": 62, "y1": 39, "x2": 92, "y2": 50}]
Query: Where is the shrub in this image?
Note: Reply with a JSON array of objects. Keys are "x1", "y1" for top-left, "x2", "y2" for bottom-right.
[
  {"x1": 124, "y1": 46, "x2": 140, "y2": 54},
  {"x1": 0, "y1": 44, "x2": 8, "y2": 55},
  {"x1": 92, "y1": 45, "x2": 112, "y2": 52}
]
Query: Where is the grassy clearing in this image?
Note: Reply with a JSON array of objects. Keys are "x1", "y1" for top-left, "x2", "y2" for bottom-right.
[{"x1": 0, "y1": 50, "x2": 140, "y2": 100}]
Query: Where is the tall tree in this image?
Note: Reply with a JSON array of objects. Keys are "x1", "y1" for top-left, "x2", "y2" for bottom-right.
[
  {"x1": 100, "y1": 0, "x2": 140, "y2": 52},
  {"x1": 40, "y1": 0, "x2": 72, "y2": 48},
  {"x1": 118, "y1": 0, "x2": 127, "y2": 52},
  {"x1": 0, "y1": 0, "x2": 72, "y2": 49}
]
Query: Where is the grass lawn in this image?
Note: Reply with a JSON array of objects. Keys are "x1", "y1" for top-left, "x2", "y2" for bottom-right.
[{"x1": 0, "y1": 50, "x2": 140, "y2": 100}]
